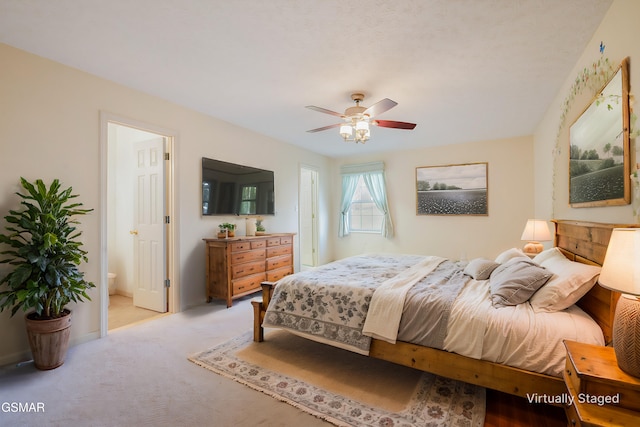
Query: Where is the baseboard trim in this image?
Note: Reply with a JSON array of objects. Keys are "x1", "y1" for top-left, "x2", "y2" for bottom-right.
[{"x1": 0, "y1": 331, "x2": 101, "y2": 368}]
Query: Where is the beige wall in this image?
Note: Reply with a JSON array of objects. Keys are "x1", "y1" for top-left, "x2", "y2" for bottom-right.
[
  {"x1": 331, "y1": 136, "x2": 535, "y2": 261},
  {"x1": 0, "y1": 44, "x2": 333, "y2": 365},
  {"x1": 534, "y1": 0, "x2": 639, "y2": 223}
]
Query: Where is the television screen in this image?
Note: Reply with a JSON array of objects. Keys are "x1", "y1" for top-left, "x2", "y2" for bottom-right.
[{"x1": 202, "y1": 157, "x2": 275, "y2": 215}]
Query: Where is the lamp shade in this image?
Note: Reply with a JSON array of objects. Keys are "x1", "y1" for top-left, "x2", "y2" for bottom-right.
[
  {"x1": 339, "y1": 124, "x2": 352, "y2": 139},
  {"x1": 599, "y1": 228, "x2": 640, "y2": 296},
  {"x1": 520, "y1": 220, "x2": 552, "y2": 242}
]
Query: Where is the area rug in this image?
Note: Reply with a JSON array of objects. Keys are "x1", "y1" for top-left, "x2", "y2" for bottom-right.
[{"x1": 188, "y1": 330, "x2": 485, "y2": 427}]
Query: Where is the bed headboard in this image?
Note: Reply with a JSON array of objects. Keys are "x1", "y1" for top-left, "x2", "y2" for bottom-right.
[{"x1": 552, "y1": 220, "x2": 638, "y2": 344}]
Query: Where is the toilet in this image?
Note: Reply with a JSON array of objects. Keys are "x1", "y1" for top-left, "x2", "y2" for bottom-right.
[
  {"x1": 108, "y1": 273, "x2": 117, "y2": 295},
  {"x1": 108, "y1": 273, "x2": 116, "y2": 306}
]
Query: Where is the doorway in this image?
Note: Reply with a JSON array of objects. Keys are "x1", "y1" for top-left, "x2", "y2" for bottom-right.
[
  {"x1": 299, "y1": 165, "x2": 319, "y2": 270},
  {"x1": 100, "y1": 114, "x2": 178, "y2": 335}
]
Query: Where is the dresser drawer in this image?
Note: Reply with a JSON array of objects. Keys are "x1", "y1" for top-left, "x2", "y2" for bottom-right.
[
  {"x1": 267, "y1": 244, "x2": 292, "y2": 258},
  {"x1": 230, "y1": 241, "x2": 252, "y2": 252},
  {"x1": 232, "y1": 273, "x2": 266, "y2": 295},
  {"x1": 280, "y1": 235, "x2": 293, "y2": 245},
  {"x1": 266, "y1": 266, "x2": 293, "y2": 282},
  {"x1": 266, "y1": 254, "x2": 292, "y2": 270},
  {"x1": 230, "y1": 249, "x2": 265, "y2": 265},
  {"x1": 266, "y1": 237, "x2": 282, "y2": 246},
  {"x1": 251, "y1": 239, "x2": 266, "y2": 249},
  {"x1": 231, "y1": 260, "x2": 266, "y2": 279}
]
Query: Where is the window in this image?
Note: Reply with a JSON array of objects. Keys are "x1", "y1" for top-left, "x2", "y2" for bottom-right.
[
  {"x1": 339, "y1": 162, "x2": 394, "y2": 238},
  {"x1": 349, "y1": 176, "x2": 384, "y2": 233},
  {"x1": 239, "y1": 185, "x2": 257, "y2": 214}
]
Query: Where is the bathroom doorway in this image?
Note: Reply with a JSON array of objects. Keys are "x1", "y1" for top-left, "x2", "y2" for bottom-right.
[{"x1": 100, "y1": 114, "x2": 178, "y2": 334}]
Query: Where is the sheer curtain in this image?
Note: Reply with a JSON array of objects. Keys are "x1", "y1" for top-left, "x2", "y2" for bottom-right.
[
  {"x1": 339, "y1": 162, "x2": 394, "y2": 238},
  {"x1": 362, "y1": 171, "x2": 394, "y2": 238},
  {"x1": 339, "y1": 173, "x2": 359, "y2": 237}
]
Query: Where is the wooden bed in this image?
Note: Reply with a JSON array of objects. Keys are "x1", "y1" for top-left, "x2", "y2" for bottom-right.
[{"x1": 251, "y1": 220, "x2": 636, "y2": 399}]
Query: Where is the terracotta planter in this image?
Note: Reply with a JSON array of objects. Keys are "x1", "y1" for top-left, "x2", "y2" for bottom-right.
[{"x1": 25, "y1": 310, "x2": 72, "y2": 370}]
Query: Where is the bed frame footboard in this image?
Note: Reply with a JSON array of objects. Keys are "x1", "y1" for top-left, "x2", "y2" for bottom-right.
[{"x1": 252, "y1": 281, "x2": 276, "y2": 342}]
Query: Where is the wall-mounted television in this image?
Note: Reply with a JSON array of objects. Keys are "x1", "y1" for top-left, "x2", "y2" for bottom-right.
[{"x1": 202, "y1": 157, "x2": 275, "y2": 216}]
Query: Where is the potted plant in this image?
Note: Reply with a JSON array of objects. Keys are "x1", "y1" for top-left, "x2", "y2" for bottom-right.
[
  {"x1": 0, "y1": 178, "x2": 94, "y2": 370},
  {"x1": 217, "y1": 222, "x2": 236, "y2": 238},
  {"x1": 255, "y1": 218, "x2": 266, "y2": 236}
]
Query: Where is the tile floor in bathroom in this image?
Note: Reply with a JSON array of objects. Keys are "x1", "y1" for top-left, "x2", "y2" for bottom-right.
[{"x1": 108, "y1": 294, "x2": 166, "y2": 330}]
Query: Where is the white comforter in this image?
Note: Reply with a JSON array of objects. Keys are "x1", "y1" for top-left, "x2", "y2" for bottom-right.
[{"x1": 445, "y1": 278, "x2": 605, "y2": 377}]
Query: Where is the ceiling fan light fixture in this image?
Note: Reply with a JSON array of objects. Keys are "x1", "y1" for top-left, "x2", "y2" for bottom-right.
[
  {"x1": 355, "y1": 118, "x2": 369, "y2": 134},
  {"x1": 340, "y1": 124, "x2": 353, "y2": 140},
  {"x1": 306, "y1": 92, "x2": 416, "y2": 144},
  {"x1": 354, "y1": 118, "x2": 370, "y2": 143}
]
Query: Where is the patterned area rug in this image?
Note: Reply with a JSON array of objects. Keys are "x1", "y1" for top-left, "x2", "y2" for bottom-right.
[{"x1": 189, "y1": 330, "x2": 485, "y2": 427}]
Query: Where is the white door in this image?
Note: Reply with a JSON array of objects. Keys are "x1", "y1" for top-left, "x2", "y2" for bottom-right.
[
  {"x1": 132, "y1": 137, "x2": 167, "y2": 312},
  {"x1": 300, "y1": 167, "x2": 319, "y2": 268}
]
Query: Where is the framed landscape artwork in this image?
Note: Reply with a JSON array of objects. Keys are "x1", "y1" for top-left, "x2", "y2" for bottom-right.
[
  {"x1": 569, "y1": 57, "x2": 630, "y2": 207},
  {"x1": 416, "y1": 162, "x2": 488, "y2": 215}
]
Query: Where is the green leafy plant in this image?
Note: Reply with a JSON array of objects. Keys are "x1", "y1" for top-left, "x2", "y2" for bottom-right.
[
  {"x1": 218, "y1": 222, "x2": 236, "y2": 231},
  {"x1": 0, "y1": 178, "x2": 95, "y2": 319},
  {"x1": 255, "y1": 218, "x2": 265, "y2": 232}
]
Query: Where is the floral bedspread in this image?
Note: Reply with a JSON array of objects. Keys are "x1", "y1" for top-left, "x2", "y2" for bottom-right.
[{"x1": 262, "y1": 253, "x2": 465, "y2": 355}]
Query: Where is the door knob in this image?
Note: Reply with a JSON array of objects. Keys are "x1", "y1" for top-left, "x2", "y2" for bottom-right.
[{"x1": 129, "y1": 230, "x2": 138, "y2": 235}]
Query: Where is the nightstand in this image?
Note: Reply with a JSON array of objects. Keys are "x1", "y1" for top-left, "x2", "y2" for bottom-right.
[{"x1": 563, "y1": 340, "x2": 640, "y2": 426}]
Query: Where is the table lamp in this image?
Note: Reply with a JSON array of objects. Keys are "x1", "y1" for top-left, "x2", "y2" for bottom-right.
[
  {"x1": 598, "y1": 228, "x2": 640, "y2": 378},
  {"x1": 520, "y1": 219, "x2": 551, "y2": 255}
]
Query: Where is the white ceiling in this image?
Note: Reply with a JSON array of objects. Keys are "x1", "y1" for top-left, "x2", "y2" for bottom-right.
[{"x1": 0, "y1": 0, "x2": 613, "y2": 158}]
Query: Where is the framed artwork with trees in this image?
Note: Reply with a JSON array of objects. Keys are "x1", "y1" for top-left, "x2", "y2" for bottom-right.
[
  {"x1": 416, "y1": 162, "x2": 488, "y2": 215},
  {"x1": 569, "y1": 57, "x2": 630, "y2": 207}
]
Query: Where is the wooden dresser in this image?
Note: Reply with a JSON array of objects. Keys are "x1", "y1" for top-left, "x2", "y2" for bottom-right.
[{"x1": 203, "y1": 233, "x2": 294, "y2": 307}]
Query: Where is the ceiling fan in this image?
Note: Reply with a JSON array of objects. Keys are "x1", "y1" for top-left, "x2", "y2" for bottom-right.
[{"x1": 305, "y1": 93, "x2": 417, "y2": 144}]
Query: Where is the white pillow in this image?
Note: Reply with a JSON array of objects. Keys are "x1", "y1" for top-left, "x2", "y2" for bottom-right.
[
  {"x1": 531, "y1": 247, "x2": 560, "y2": 264},
  {"x1": 529, "y1": 248, "x2": 601, "y2": 312},
  {"x1": 495, "y1": 248, "x2": 527, "y2": 264}
]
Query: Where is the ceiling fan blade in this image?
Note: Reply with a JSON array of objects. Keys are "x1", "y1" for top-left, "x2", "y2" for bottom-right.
[
  {"x1": 305, "y1": 105, "x2": 344, "y2": 118},
  {"x1": 364, "y1": 98, "x2": 397, "y2": 117},
  {"x1": 373, "y1": 120, "x2": 417, "y2": 130},
  {"x1": 306, "y1": 123, "x2": 342, "y2": 133}
]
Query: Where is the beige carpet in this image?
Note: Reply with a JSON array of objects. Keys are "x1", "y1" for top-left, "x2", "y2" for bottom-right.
[
  {"x1": 0, "y1": 297, "x2": 333, "y2": 427},
  {"x1": 190, "y1": 329, "x2": 486, "y2": 427}
]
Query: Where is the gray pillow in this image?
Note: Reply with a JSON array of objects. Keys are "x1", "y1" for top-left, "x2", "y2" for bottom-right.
[
  {"x1": 463, "y1": 258, "x2": 500, "y2": 280},
  {"x1": 489, "y1": 258, "x2": 553, "y2": 308}
]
